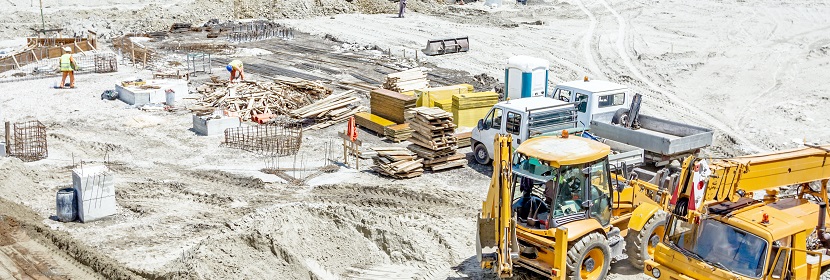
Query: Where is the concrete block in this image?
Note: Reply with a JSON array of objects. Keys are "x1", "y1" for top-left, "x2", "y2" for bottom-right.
[
  {"x1": 192, "y1": 114, "x2": 241, "y2": 136},
  {"x1": 117, "y1": 79, "x2": 189, "y2": 106},
  {"x1": 72, "y1": 165, "x2": 116, "y2": 223},
  {"x1": 0, "y1": 142, "x2": 5, "y2": 157}
]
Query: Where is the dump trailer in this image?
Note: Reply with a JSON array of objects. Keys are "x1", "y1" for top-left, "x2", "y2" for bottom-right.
[
  {"x1": 477, "y1": 133, "x2": 675, "y2": 280},
  {"x1": 644, "y1": 144, "x2": 830, "y2": 280}
]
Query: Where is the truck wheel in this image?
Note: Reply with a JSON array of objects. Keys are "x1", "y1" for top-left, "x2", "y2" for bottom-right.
[
  {"x1": 474, "y1": 143, "x2": 491, "y2": 165},
  {"x1": 611, "y1": 108, "x2": 630, "y2": 125},
  {"x1": 567, "y1": 232, "x2": 611, "y2": 280},
  {"x1": 625, "y1": 211, "x2": 668, "y2": 269}
]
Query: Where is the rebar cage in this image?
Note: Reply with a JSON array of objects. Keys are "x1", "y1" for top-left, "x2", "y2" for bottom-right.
[
  {"x1": 10, "y1": 121, "x2": 48, "y2": 161},
  {"x1": 222, "y1": 121, "x2": 302, "y2": 156}
]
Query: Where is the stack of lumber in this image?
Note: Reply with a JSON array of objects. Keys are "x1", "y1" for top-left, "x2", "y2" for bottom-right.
[
  {"x1": 406, "y1": 107, "x2": 467, "y2": 171},
  {"x1": 383, "y1": 68, "x2": 429, "y2": 93},
  {"x1": 384, "y1": 123, "x2": 413, "y2": 142},
  {"x1": 290, "y1": 90, "x2": 366, "y2": 129},
  {"x1": 370, "y1": 88, "x2": 416, "y2": 124},
  {"x1": 452, "y1": 91, "x2": 499, "y2": 128},
  {"x1": 354, "y1": 112, "x2": 395, "y2": 135},
  {"x1": 371, "y1": 147, "x2": 423, "y2": 179},
  {"x1": 415, "y1": 84, "x2": 475, "y2": 107},
  {"x1": 189, "y1": 77, "x2": 363, "y2": 129},
  {"x1": 455, "y1": 131, "x2": 473, "y2": 148}
]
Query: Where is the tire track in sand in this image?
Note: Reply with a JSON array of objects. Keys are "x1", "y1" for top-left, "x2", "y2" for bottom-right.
[
  {"x1": 573, "y1": 0, "x2": 604, "y2": 79},
  {"x1": 595, "y1": 0, "x2": 766, "y2": 153}
]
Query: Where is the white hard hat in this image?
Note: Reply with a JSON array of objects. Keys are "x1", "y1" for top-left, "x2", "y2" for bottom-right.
[{"x1": 63, "y1": 47, "x2": 72, "y2": 52}]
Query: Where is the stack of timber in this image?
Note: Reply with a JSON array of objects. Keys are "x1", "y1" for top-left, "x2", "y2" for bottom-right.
[
  {"x1": 371, "y1": 147, "x2": 423, "y2": 179},
  {"x1": 383, "y1": 68, "x2": 429, "y2": 93},
  {"x1": 406, "y1": 107, "x2": 467, "y2": 171},
  {"x1": 290, "y1": 90, "x2": 366, "y2": 129},
  {"x1": 384, "y1": 123, "x2": 413, "y2": 142},
  {"x1": 452, "y1": 91, "x2": 499, "y2": 128},
  {"x1": 189, "y1": 77, "x2": 363, "y2": 129},
  {"x1": 354, "y1": 112, "x2": 395, "y2": 135},
  {"x1": 455, "y1": 131, "x2": 472, "y2": 148},
  {"x1": 370, "y1": 88, "x2": 416, "y2": 124}
]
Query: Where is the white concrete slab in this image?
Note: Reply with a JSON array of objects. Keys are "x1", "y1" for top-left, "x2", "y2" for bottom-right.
[
  {"x1": 192, "y1": 115, "x2": 241, "y2": 136},
  {"x1": 116, "y1": 79, "x2": 189, "y2": 106}
]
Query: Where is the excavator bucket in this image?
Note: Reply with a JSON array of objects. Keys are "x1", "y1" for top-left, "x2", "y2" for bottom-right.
[{"x1": 422, "y1": 37, "x2": 470, "y2": 56}]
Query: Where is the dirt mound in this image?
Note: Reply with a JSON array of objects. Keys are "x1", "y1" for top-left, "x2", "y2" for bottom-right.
[{"x1": 156, "y1": 183, "x2": 478, "y2": 279}]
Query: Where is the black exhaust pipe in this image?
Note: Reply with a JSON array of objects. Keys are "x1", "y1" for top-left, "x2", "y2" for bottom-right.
[{"x1": 818, "y1": 203, "x2": 830, "y2": 248}]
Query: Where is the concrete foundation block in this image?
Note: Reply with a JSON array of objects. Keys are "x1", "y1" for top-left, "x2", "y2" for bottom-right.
[
  {"x1": 116, "y1": 79, "x2": 188, "y2": 106},
  {"x1": 72, "y1": 165, "x2": 116, "y2": 223},
  {"x1": 193, "y1": 114, "x2": 241, "y2": 136},
  {"x1": 0, "y1": 142, "x2": 5, "y2": 157}
]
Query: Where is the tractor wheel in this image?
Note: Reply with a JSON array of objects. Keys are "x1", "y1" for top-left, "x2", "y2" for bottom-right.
[
  {"x1": 626, "y1": 211, "x2": 668, "y2": 269},
  {"x1": 566, "y1": 232, "x2": 611, "y2": 280},
  {"x1": 611, "y1": 108, "x2": 630, "y2": 125},
  {"x1": 474, "y1": 143, "x2": 491, "y2": 165}
]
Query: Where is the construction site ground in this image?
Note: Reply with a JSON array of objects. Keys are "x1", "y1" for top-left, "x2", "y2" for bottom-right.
[{"x1": 1, "y1": 0, "x2": 829, "y2": 279}]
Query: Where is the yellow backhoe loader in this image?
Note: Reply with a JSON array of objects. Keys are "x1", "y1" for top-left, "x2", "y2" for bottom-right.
[
  {"x1": 644, "y1": 144, "x2": 830, "y2": 280},
  {"x1": 476, "y1": 133, "x2": 675, "y2": 279}
]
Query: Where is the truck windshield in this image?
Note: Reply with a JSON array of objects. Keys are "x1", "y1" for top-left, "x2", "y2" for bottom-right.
[{"x1": 666, "y1": 217, "x2": 768, "y2": 278}]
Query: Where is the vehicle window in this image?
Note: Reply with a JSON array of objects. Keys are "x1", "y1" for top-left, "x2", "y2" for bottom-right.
[
  {"x1": 485, "y1": 108, "x2": 502, "y2": 129},
  {"x1": 575, "y1": 93, "x2": 589, "y2": 113},
  {"x1": 556, "y1": 89, "x2": 571, "y2": 100},
  {"x1": 666, "y1": 218, "x2": 768, "y2": 278},
  {"x1": 588, "y1": 159, "x2": 611, "y2": 225},
  {"x1": 551, "y1": 164, "x2": 587, "y2": 219},
  {"x1": 598, "y1": 93, "x2": 625, "y2": 108},
  {"x1": 770, "y1": 237, "x2": 792, "y2": 279},
  {"x1": 506, "y1": 112, "x2": 521, "y2": 135}
]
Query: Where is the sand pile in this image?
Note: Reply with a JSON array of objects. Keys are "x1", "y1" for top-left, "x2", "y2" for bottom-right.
[{"x1": 156, "y1": 184, "x2": 478, "y2": 279}]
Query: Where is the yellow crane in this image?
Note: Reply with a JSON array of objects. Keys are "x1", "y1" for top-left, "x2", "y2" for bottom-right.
[
  {"x1": 477, "y1": 133, "x2": 673, "y2": 279},
  {"x1": 644, "y1": 144, "x2": 830, "y2": 280}
]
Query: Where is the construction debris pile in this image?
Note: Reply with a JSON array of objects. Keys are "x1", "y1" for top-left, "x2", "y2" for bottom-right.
[
  {"x1": 370, "y1": 147, "x2": 424, "y2": 179},
  {"x1": 406, "y1": 108, "x2": 467, "y2": 171},
  {"x1": 382, "y1": 68, "x2": 429, "y2": 94},
  {"x1": 189, "y1": 77, "x2": 362, "y2": 129}
]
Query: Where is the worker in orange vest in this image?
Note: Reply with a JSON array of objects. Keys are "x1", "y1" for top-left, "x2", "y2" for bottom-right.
[{"x1": 58, "y1": 47, "x2": 77, "y2": 88}]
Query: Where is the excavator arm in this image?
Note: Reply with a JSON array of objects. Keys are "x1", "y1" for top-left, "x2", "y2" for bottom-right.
[
  {"x1": 671, "y1": 144, "x2": 830, "y2": 218},
  {"x1": 476, "y1": 134, "x2": 519, "y2": 277}
]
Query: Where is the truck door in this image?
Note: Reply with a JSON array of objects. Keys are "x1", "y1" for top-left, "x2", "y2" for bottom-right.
[
  {"x1": 573, "y1": 92, "x2": 591, "y2": 129},
  {"x1": 478, "y1": 107, "x2": 504, "y2": 159}
]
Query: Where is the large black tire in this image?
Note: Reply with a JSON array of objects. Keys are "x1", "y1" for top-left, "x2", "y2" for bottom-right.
[
  {"x1": 611, "y1": 108, "x2": 630, "y2": 125},
  {"x1": 626, "y1": 211, "x2": 668, "y2": 269},
  {"x1": 566, "y1": 232, "x2": 611, "y2": 280},
  {"x1": 473, "y1": 143, "x2": 491, "y2": 165}
]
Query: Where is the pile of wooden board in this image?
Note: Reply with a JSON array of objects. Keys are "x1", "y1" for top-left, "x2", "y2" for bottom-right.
[
  {"x1": 384, "y1": 123, "x2": 413, "y2": 142},
  {"x1": 452, "y1": 91, "x2": 499, "y2": 128},
  {"x1": 370, "y1": 88, "x2": 416, "y2": 124},
  {"x1": 383, "y1": 68, "x2": 429, "y2": 93},
  {"x1": 189, "y1": 77, "x2": 363, "y2": 129},
  {"x1": 455, "y1": 131, "x2": 472, "y2": 148},
  {"x1": 415, "y1": 84, "x2": 474, "y2": 107},
  {"x1": 290, "y1": 90, "x2": 366, "y2": 129},
  {"x1": 371, "y1": 147, "x2": 423, "y2": 179},
  {"x1": 354, "y1": 112, "x2": 395, "y2": 135},
  {"x1": 406, "y1": 107, "x2": 467, "y2": 171}
]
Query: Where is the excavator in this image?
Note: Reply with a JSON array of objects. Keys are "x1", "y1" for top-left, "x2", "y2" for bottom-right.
[
  {"x1": 644, "y1": 144, "x2": 830, "y2": 279},
  {"x1": 476, "y1": 132, "x2": 676, "y2": 279}
]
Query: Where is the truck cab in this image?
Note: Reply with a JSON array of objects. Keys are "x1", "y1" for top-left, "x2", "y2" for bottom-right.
[{"x1": 548, "y1": 78, "x2": 632, "y2": 128}]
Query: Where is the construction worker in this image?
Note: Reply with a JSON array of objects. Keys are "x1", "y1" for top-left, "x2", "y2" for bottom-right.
[
  {"x1": 226, "y1": 59, "x2": 245, "y2": 82},
  {"x1": 58, "y1": 47, "x2": 77, "y2": 88},
  {"x1": 398, "y1": 0, "x2": 406, "y2": 18}
]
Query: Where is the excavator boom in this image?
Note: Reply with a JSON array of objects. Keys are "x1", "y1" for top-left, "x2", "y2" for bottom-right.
[{"x1": 477, "y1": 134, "x2": 519, "y2": 277}]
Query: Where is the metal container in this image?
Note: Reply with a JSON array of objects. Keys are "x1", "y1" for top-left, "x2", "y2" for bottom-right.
[{"x1": 56, "y1": 188, "x2": 77, "y2": 222}]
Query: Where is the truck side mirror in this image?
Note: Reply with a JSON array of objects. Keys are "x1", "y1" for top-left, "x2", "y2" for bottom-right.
[
  {"x1": 477, "y1": 119, "x2": 486, "y2": 130},
  {"x1": 581, "y1": 200, "x2": 594, "y2": 209}
]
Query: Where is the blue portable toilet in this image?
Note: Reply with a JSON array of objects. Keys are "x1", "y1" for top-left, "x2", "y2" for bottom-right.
[{"x1": 505, "y1": 56, "x2": 549, "y2": 100}]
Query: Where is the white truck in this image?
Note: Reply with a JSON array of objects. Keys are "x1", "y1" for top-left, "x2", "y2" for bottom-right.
[{"x1": 471, "y1": 79, "x2": 713, "y2": 166}]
